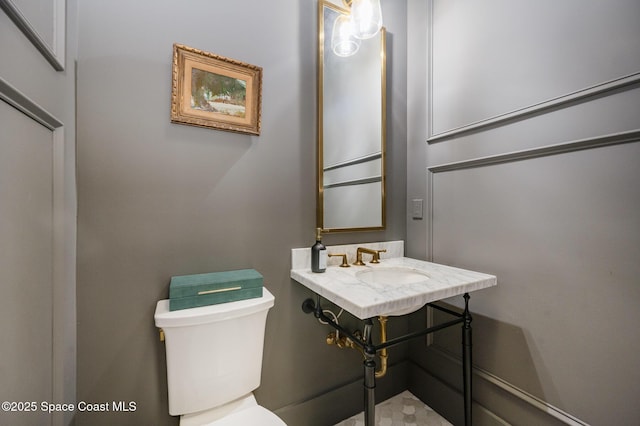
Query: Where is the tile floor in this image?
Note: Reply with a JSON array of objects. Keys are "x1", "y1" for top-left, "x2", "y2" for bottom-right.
[{"x1": 334, "y1": 391, "x2": 453, "y2": 426}]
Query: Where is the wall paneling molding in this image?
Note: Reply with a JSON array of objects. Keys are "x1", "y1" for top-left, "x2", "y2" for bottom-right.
[
  {"x1": 428, "y1": 72, "x2": 640, "y2": 143},
  {"x1": 427, "y1": 128, "x2": 640, "y2": 255},
  {"x1": 1, "y1": 73, "x2": 70, "y2": 426},
  {"x1": 0, "y1": 0, "x2": 66, "y2": 71},
  {"x1": 424, "y1": 129, "x2": 640, "y2": 422},
  {"x1": 0, "y1": 76, "x2": 63, "y2": 129}
]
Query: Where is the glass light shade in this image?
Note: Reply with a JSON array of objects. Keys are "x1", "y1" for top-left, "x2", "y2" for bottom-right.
[
  {"x1": 331, "y1": 14, "x2": 361, "y2": 57},
  {"x1": 351, "y1": 0, "x2": 383, "y2": 40}
]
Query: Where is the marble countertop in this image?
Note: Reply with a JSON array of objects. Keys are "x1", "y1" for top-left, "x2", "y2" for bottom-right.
[{"x1": 291, "y1": 256, "x2": 496, "y2": 319}]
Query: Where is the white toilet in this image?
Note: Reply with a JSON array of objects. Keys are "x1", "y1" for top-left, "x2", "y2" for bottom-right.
[{"x1": 154, "y1": 288, "x2": 286, "y2": 425}]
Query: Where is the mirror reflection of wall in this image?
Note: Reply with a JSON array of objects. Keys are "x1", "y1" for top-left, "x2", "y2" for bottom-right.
[{"x1": 318, "y1": 0, "x2": 386, "y2": 232}]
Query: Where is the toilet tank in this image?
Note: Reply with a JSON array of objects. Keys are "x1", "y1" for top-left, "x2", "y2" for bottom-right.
[{"x1": 155, "y1": 288, "x2": 275, "y2": 416}]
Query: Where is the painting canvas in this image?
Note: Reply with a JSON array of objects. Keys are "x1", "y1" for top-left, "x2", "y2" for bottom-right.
[
  {"x1": 190, "y1": 68, "x2": 247, "y2": 118},
  {"x1": 171, "y1": 44, "x2": 262, "y2": 135}
]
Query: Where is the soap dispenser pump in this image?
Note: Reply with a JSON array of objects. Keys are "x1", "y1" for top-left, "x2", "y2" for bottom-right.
[{"x1": 311, "y1": 228, "x2": 327, "y2": 273}]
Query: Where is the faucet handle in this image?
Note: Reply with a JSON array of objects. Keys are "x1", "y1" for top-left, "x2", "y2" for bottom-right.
[
  {"x1": 354, "y1": 247, "x2": 387, "y2": 265},
  {"x1": 328, "y1": 253, "x2": 350, "y2": 267},
  {"x1": 370, "y1": 249, "x2": 387, "y2": 263}
]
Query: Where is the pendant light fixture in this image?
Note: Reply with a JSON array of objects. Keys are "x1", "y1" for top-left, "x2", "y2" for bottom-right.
[
  {"x1": 331, "y1": 13, "x2": 361, "y2": 57},
  {"x1": 330, "y1": 0, "x2": 383, "y2": 58},
  {"x1": 348, "y1": 0, "x2": 383, "y2": 40}
]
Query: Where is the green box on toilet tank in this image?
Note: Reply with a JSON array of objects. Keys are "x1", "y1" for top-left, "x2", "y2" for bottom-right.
[{"x1": 169, "y1": 269, "x2": 263, "y2": 311}]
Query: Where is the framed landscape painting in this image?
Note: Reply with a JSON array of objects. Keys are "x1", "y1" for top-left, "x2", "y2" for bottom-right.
[{"x1": 171, "y1": 44, "x2": 262, "y2": 135}]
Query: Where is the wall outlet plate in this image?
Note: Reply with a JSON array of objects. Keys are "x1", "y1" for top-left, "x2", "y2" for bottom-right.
[{"x1": 412, "y1": 199, "x2": 423, "y2": 219}]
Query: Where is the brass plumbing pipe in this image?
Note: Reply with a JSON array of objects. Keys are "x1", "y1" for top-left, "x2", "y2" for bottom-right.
[
  {"x1": 375, "y1": 316, "x2": 388, "y2": 378},
  {"x1": 326, "y1": 315, "x2": 389, "y2": 378}
]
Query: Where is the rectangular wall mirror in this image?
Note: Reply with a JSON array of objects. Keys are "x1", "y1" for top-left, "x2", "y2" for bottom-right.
[{"x1": 317, "y1": 0, "x2": 386, "y2": 233}]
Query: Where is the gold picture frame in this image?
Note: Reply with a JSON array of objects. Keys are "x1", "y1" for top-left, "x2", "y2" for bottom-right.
[{"x1": 171, "y1": 43, "x2": 262, "y2": 135}]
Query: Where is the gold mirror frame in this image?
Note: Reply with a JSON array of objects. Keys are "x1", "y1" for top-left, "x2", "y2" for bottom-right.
[{"x1": 317, "y1": 0, "x2": 387, "y2": 233}]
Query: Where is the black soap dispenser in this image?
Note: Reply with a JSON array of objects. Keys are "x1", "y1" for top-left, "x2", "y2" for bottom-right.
[{"x1": 311, "y1": 227, "x2": 327, "y2": 273}]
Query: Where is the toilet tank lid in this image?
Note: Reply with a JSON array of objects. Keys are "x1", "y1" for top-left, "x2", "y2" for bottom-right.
[{"x1": 155, "y1": 287, "x2": 274, "y2": 328}]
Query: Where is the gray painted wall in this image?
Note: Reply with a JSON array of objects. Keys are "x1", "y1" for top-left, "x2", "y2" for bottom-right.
[
  {"x1": 407, "y1": 0, "x2": 640, "y2": 425},
  {"x1": 76, "y1": 0, "x2": 406, "y2": 425}
]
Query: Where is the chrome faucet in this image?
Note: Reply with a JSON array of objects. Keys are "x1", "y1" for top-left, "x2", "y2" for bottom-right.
[{"x1": 354, "y1": 247, "x2": 387, "y2": 266}]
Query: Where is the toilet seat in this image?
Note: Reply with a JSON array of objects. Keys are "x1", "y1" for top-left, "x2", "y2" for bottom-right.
[{"x1": 205, "y1": 405, "x2": 286, "y2": 426}]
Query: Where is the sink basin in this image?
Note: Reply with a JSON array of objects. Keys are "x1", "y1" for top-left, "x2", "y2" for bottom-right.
[
  {"x1": 291, "y1": 251, "x2": 497, "y2": 319},
  {"x1": 356, "y1": 267, "x2": 430, "y2": 286}
]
